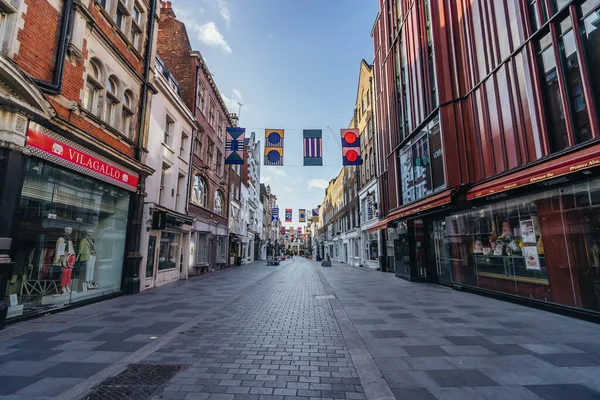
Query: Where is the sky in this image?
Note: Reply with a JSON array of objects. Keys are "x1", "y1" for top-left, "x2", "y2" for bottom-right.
[{"x1": 172, "y1": 0, "x2": 378, "y2": 227}]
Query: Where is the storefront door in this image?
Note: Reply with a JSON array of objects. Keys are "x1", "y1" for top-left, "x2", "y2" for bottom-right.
[{"x1": 429, "y1": 220, "x2": 452, "y2": 285}]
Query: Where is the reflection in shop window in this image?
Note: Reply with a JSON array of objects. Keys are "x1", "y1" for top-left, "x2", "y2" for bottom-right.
[
  {"x1": 398, "y1": 116, "x2": 444, "y2": 205},
  {"x1": 9, "y1": 160, "x2": 129, "y2": 318},
  {"x1": 579, "y1": 2, "x2": 600, "y2": 119},
  {"x1": 195, "y1": 234, "x2": 208, "y2": 264},
  {"x1": 158, "y1": 231, "x2": 179, "y2": 271}
]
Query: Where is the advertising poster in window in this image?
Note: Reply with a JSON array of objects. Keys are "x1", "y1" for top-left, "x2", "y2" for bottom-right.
[
  {"x1": 522, "y1": 246, "x2": 541, "y2": 271},
  {"x1": 520, "y1": 219, "x2": 536, "y2": 244}
]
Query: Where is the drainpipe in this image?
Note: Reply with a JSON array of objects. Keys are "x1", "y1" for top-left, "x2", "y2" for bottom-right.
[
  {"x1": 31, "y1": 0, "x2": 73, "y2": 94},
  {"x1": 136, "y1": 0, "x2": 158, "y2": 161}
]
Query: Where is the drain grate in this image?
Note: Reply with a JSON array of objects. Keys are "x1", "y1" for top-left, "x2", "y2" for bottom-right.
[
  {"x1": 80, "y1": 364, "x2": 185, "y2": 400},
  {"x1": 314, "y1": 295, "x2": 335, "y2": 300}
]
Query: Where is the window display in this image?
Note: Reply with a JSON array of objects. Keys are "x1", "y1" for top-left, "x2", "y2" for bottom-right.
[
  {"x1": 6, "y1": 159, "x2": 129, "y2": 318},
  {"x1": 446, "y1": 178, "x2": 600, "y2": 312}
]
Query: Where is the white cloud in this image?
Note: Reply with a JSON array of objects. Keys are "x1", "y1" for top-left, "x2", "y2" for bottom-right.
[
  {"x1": 222, "y1": 89, "x2": 243, "y2": 113},
  {"x1": 262, "y1": 175, "x2": 272, "y2": 183},
  {"x1": 272, "y1": 169, "x2": 287, "y2": 177},
  {"x1": 217, "y1": 0, "x2": 231, "y2": 29},
  {"x1": 307, "y1": 179, "x2": 329, "y2": 191},
  {"x1": 267, "y1": 34, "x2": 273, "y2": 39},
  {"x1": 194, "y1": 22, "x2": 232, "y2": 53},
  {"x1": 283, "y1": 186, "x2": 293, "y2": 192}
]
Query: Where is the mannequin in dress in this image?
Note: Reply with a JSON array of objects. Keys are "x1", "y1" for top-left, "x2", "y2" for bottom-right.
[
  {"x1": 54, "y1": 227, "x2": 75, "y2": 294},
  {"x1": 77, "y1": 230, "x2": 97, "y2": 289}
]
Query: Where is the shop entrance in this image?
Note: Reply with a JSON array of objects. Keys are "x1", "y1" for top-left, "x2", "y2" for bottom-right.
[{"x1": 429, "y1": 220, "x2": 452, "y2": 285}]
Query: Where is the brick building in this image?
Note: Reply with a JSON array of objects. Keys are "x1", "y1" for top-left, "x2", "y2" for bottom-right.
[
  {"x1": 371, "y1": 0, "x2": 600, "y2": 315},
  {"x1": 0, "y1": 0, "x2": 158, "y2": 323},
  {"x1": 349, "y1": 60, "x2": 380, "y2": 269},
  {"x1": 157, "y1": 1, "x2": 231, "y2": 273}
]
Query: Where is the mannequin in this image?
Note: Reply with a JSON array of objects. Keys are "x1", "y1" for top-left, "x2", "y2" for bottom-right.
[
  {"x1": 54, "y1": 227, "x2": 75, "y2": 294},
  {"x1": 77, "y1": 230, "x2": 97, "y2": 289}
]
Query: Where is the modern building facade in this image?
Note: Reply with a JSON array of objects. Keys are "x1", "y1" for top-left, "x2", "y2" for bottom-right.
[
  {"x1": 0, "y1": 0, "x2": 157, "y2": 322},
  {"x1": 371, "y1": 0, "x2": 600, "y2": 315},
  {"x1": 157, "y1": 2, "x2": 231, "y2": 274},
  {"x1": 139, "y1": 54, "x2": 195, "y2": 291}
]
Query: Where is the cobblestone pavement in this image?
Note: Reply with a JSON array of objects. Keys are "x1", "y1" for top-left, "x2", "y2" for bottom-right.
[{"x1": 0, "y1": 259, "x2": 599, "y2": 400}]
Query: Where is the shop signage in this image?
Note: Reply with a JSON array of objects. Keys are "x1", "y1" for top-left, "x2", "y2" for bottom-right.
[
  {"x1": 152, "y1": 211, "x2": 167, "y2": 230},
  {"x1": 468, "y1": 148, "x2": 600, "y2": 200},
  {"x1": 388, "y1": 188, "x2": 454, "y2": 222},
  {"x1": 26, "y1": 123, "x2": 139, "y2": 191}
]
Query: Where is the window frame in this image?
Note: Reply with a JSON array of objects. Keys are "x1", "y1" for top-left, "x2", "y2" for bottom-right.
[{"x1": 164, "y1": 114, "x2": 174, "y2": 147}]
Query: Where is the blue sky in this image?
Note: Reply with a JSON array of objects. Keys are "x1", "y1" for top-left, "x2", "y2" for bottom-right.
[{"x1": 172, "y1": 0, "x2": 377, "y2": 226}]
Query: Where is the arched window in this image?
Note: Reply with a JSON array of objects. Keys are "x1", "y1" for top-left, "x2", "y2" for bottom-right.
[
  {"x1": 122, "y1": 90, "x2": 135, "y2": 138},
  {"x1": 104, "y1": 76, "x2": 120, "y2": 126},
  {"x1": 84, "y1": 59, "x2": 104, "y2": 117},
  {"x1": 214, "y1": 190, "x2": 224, "y2": 215},
  {"x1": 191, "y1": 174, "x2": 207, "y2": 207}
]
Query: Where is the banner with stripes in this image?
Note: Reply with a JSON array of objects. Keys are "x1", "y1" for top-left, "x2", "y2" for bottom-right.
[
  {"x1": 271, "y1": 207, "x2": 279, "y2": 222},
  {"x1": 303, "y1": 130, "x2": 323, "y2": 166},
  {"x1": 225, "y1": 128, "x2": 245, "y2": 165},
  {"x1": 285, "y1": 209, "x2": 292, "y2": 222}
]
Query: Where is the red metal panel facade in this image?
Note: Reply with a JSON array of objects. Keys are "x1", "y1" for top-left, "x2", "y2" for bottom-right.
[{"x1": 374, "y1": 0, "x2": 600, "y2": 214}]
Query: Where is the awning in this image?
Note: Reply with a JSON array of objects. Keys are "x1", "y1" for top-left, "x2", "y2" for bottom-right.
[
  {"x1": 467, "y1": 142, "x2": 600, "y2": 200},
  {"x1": 367, "y1": 218, "x2": 389, "y2": 233},
  {"x1": 388, "y1": 188, "x2": 455, "y2": 222}
]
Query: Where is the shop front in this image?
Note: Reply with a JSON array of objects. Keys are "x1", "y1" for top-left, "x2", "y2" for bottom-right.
[
  {"x1": 5, "y1": 123, "x2": 139, "y2": 319},
  {"x1": 444, "y1": 142, "x2": 600, "y2": 314},
  {"x1": 386, "y1": 143, "x2": 600, "y2": 316},
  {"x1": 142, "y1": 208, "x2": 193, "y2": 291}
]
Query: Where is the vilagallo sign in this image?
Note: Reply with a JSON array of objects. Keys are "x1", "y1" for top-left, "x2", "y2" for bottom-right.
[{"x1": 26, "y1": 123, "x2": 139, "y2": 190}]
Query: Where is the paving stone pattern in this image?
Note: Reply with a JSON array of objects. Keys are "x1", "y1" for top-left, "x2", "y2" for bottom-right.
[
  {"x1": 149, "y1": 262, "x2": 365, "y2": 400},
  {"x1": 0, "y1": 259, "x2": 600, "y2": 399},
  {"x1": 321, "y1": 262, "x2": 600, "y2": 400},
  {"x1": 0, "y1": 265, "x2": 276, "y2": 399}
]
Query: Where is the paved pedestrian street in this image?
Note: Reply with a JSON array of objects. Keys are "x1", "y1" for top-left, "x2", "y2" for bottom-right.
[{"x1": 1, "y1": 260, "x2": 599, "y2": 400}]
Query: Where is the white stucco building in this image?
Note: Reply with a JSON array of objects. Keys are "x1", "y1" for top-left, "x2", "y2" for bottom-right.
[{"x1": 140, "y1": 54, "x2": 196, "y2": 291}]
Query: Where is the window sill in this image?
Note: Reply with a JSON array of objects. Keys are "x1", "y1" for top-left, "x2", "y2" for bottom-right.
[
  {"x1": 80, "y1": 109, "x2": 135, "y2": 145},
  {"x1": 178, "y1": 155, "x2": 189, "y2": 164},
  {"x1": 162, "y1": 143, "x2": 175, "y2": 154}
]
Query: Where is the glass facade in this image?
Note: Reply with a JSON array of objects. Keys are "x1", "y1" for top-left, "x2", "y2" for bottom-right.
[
  {"x1": 399, "y1": 116, "x2": 444, "y2": 205},
  {"x1": 7, "y1": 159, "x2": 129, "y2": 318},
  {"x1": 444, "y1": 178, "x2": 600, "y2": 312}
]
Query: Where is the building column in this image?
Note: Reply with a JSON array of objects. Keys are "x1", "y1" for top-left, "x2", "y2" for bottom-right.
[
  {"x1": 0, "y1": 147, "x2": 26, "y2": 329},
  {"x1": 123, "y1": 178, "x2": 146, "y2": 295}
]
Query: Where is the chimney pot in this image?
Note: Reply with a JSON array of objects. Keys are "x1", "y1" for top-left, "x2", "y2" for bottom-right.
[{"x1": 167, "y1": 1, "x2": 172, "y2": 7}]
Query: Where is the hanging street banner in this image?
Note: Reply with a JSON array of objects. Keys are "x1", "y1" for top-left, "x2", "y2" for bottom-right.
[
  {"x1": 285, "y1": 208, "x2": 292, "y2": 222},
  {"x1": 299, "y1": 209, "x2": 306, "y2": 222},
  {"x1": 264, "y1": 129, "x2": 284, "y2": 166},
  {"x1": 303, "y1": 129, "x2": 323, "y2": 166},
  {"x1": 225, "y1": 127, "x2": 246, "y2": 165},
  {"x1": 312, "y1": 208, "x2": 320, "y2": 223},
  {"x1": 271, "y1": 207, "x2": 279, "y2": 221},
  {"x1": 341, "y1": 129, "x2": 362, "y2": 166}
]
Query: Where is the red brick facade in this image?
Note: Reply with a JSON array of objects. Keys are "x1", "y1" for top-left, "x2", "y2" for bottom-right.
[
  {"x1": 13, "y1": 0, "x2": 155, "y2": 163},
  {"x1": 157, "y1": 1, "x2": 231, "y2": 224}
]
